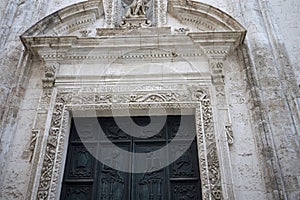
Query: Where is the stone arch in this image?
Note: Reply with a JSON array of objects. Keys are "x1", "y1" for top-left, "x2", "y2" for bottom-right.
[
  {"x1": 168, "y1": 0, "x2": 245, "y2": 31},
  {"x1": 21, "y1": 0, "x2": 246, "y2": 38}
]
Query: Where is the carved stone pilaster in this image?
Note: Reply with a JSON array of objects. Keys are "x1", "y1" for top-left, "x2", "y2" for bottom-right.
[
  {"x1": 29, "y1": 63, "x2": 59, "y2": 200},
  {"x1": 209, "y1": 58, "x2": 225, "y2": 85},
  {"x1": 40, "y1": 63, "x2": 59, "y2": 108},
  {"x1": 103, "y1": 0, "x2": 115, "y2": 27},
  {"x1": 215, "y1": 85, "x2": 226, "y2": 106},
  {"x1": 209, "y1": 59, "x2": 226, "y2": 106},
  {"x1": 155, "y1": 0, "x2": 167, "y2": 26}
]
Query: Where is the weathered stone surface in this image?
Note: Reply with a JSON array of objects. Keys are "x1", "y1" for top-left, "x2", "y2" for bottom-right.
[{"x1": 0, "y1": 0, "x2": 299, "y2": 199}]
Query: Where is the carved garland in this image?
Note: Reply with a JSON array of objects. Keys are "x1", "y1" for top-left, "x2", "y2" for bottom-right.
[{"x1": 36, "y1": 86, "x2": 222, "y2": 200}]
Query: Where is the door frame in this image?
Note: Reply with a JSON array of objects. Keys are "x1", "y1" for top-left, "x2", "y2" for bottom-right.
[{"x1": 34, "y1": 85, "x2": 222, "y2": 200}]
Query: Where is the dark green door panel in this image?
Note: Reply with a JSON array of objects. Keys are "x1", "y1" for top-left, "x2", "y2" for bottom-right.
[{"x1": 60, "y1": 116, "x2": 202, "y2": 200}]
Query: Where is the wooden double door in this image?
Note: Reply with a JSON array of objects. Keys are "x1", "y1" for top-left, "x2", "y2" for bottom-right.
[{"x1": 60, "y1": 115, "x2": 202, "y2": 200}]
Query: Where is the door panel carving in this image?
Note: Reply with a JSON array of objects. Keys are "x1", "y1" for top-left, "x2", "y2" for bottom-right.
[{"x1": 60, "y1": 116, "x2": 202, "y2": 199}]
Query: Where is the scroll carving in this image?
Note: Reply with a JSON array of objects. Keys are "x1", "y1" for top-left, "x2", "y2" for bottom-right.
[
  {"x1": 37, "y1": 96, "x2": 66, "y2": 199},
  {"x1": 201, "y1": 97, "x2": 222, "y2": 199},
  {"x1": 225, "y1": 124, "x2": 234, "y2": 145},
  {"x1": 29, "y1": 129, "x2": 39, "y2": 162}
]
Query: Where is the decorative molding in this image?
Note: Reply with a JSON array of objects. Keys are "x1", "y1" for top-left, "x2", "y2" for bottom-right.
[
  {"x1": 37, "y1": 99, "x2": 64, "y2": 199},
  {"x1": 29, "y1": 129, "x2": 39, "y2": 162},
  {"x1": 215, "y1": 85, "x2": 226, "y2": 106},
  {"x1": 21, "y1": 0, "x2": 103, "y2": 37},
  {"x1": 158, "y1": 0, "x2": 167, "y2": 26},
  {"x1": 212, "y1": 74, "x2": 225, "y2": 85},
  {"x1": 103, "y1": 0, "x2": 115, "y2": 27},
  {"x1": 211, "y1": 60, "x2": 224, "y2": 74},
  {"x1": 35, "y1": 85, "x2": 222, "y2": 200},
  {"x1": 168, "y1": 0, "x2": 246, "y2": 32},
  {"x1": 53, "y1": 14, "x2": 96, "y2": 35},
  {"x1": 188, "y1": 31, "x2": 245, "y2": 61},
  {"x1": 39, "y1": 63, "x2": 59, "y2": 111},
  {"x1": 178, "y1": 13, "x2": 216, "y2": 31},
  {"x1": 41, "y1": 52, "x2": 203, "y2": 61},
  {"x1": 120, "y1": 17, "x2": 151, "y2": 28},
  {"x1": 209, "y1": 59, "x2": 225, "y2": 86},
  {"x1": 225, "y1": 124, "x2": 234, "y2": 145}
]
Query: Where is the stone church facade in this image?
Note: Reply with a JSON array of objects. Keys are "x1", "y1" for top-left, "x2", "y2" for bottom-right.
[{"x1": 0, "y1": 0, "x2": 299, "y2": 199}]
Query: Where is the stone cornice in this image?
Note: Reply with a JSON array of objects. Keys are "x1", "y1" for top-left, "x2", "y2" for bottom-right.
[
  {"x1": 188, "y1": 31, "x2": 246, "y2": 59},
  {"x1": 168, "y1": 0, "x2": 246, "y2": 32},
  {"x1": 21, "y1": 30, "x2": 245, "y2": 62},
  {"x1": 21, "y1": 32, "x2": 203, "y2": 61}
]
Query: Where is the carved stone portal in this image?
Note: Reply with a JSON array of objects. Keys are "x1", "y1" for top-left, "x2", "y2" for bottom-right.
[{"x1": 36, "y1": 85, "x2": 222, "y2": 200}]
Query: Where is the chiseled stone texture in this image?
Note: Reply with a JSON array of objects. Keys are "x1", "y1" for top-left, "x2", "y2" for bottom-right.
[
  {"x1": 224, "y1": 54, "x2": 268, "y2": 199},
  {"x1": 1, "y1": 63, "x2": 43, "y2": 199},
  {"x1": 45, "y1": 0, "x2": 85, "y2": 16},
  {"x1": 269, "y1": 0, "x2": 300, "y2": 84},
  {"x1": 0, "y1": 0, "x2": 299, "y2": 199}
]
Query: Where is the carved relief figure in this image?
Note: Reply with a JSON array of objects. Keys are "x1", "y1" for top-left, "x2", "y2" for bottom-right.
[
  {"x1": 124, "y1": 0, "x2": 146, "y2": 18},
  {"x1": 101, "y1": 150, "x2": 125, "y2": 199},
  {"x1": 173, "y1": 146, "x2": 194, "y2": 177},
  {"x1": 139, "y1": 151, "x2": 163, "y2": 199},
  {"x1": 120, "y1": 0, "x2": 152, "y2": 28},
  {"x1": 70, "y1": 149, "x2": 92, "y2": 177},
  {"x1": 173, "y1": 185, "x2": 196, "y2": 200}
]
